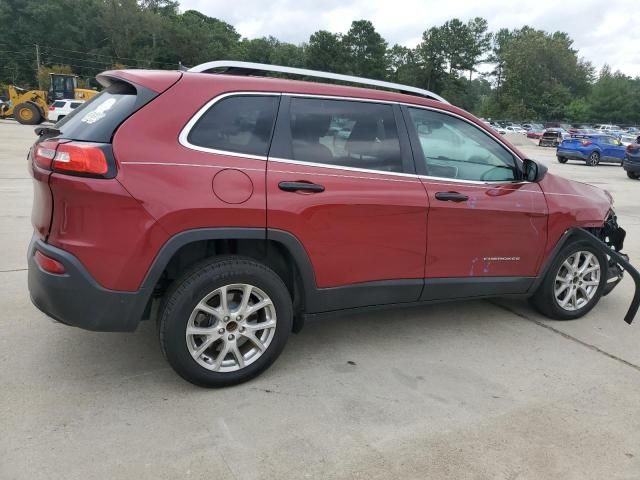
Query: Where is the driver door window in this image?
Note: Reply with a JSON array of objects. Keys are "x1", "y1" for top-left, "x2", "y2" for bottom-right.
[{"x1": 407, "y1": 108, "x2": 518, "y2": 182}]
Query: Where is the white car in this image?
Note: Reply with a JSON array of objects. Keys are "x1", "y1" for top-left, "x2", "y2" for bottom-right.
[
  {"x1": 597, "y1": 124, "x2": 621, "y2": 133},
  {"x1": 620, "y1": 134, "x2": 640, "y2": 147},
  {"x1": 48, "y1": 99, "x2": 84, "y2": 123},
  {"x1": 505, "y1": 125, "x2": 526, "y2": 134}
]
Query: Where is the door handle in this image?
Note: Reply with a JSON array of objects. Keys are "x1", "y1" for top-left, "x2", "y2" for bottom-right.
[
  {"x1": 278, "y1": 181, "x2": 325, "y2": 193},
  {"x1": 435, "y1": 191, "x2": 468, "y2": 202}
]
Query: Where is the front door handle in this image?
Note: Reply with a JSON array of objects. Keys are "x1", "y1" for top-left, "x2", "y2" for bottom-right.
[
  {"x1": 435, "y1": 191, "x2": 468, "y2": 203},
  {"x1": 278, "y1": 181, "x2": 325, "y2": 193}
]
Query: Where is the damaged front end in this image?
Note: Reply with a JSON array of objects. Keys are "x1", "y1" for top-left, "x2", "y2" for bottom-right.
[{"x1": 583, "y1": 210, "x2": 639, "y2": 324}]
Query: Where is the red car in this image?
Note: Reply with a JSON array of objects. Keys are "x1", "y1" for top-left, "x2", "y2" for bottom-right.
[{"x1": 28, "y1": 62, "x2": 639, "y2": 387}]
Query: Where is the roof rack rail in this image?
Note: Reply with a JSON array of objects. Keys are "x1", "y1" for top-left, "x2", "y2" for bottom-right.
[{"x1": 188, "y1": 60, "x2": 449, "y2": 104}]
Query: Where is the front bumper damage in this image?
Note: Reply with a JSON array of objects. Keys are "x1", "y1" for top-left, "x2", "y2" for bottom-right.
[{"x1": 578, "y1": 214, "x2": 640, "y2": 324}]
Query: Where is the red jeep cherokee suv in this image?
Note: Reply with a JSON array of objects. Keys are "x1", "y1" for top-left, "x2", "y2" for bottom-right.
[{"x1": 27, "y1": 62, "x2": 638, "y2": 387}]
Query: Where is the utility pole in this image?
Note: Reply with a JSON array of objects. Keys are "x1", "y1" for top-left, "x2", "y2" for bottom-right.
[{"x1": 35, "y1": 43, "x2": 42, "y2": 90}]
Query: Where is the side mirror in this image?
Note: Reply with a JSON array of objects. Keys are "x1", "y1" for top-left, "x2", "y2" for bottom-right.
[{"x1": 523, "y1": 159, "x2": 548, "y2": 182}]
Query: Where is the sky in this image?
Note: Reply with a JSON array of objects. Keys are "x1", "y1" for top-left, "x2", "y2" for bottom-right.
[{"x1": 181, "y1": 0, "x2": 640, "y2": 77}]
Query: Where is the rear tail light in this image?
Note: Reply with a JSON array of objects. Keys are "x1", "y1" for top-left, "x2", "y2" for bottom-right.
[
  {"x1": 628, "y1": 144, "x2": 639, "y2": 152},
  {"x1": 581, "y1": 140, "x2": 592, "y2": 146},
  {"x1": 33, "y1": 140, "x2": 60, "y2": 169},
  {"x1": 53, "y1": 143, "x2": 108, "y2": 175},
  {"x1": 34, "y1": 250, "x2": 65, "y2": 274},
  {"x1": 32, "y1": 140, "x2": 113, "y2": 177},
  {"x1": 48, "y1": 105, "x2": 55, "y2": 111}
]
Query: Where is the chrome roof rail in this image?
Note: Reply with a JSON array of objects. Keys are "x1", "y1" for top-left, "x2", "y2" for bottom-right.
[{"x1": 188, "y1": 60, "x2": 449, "y2": 104}]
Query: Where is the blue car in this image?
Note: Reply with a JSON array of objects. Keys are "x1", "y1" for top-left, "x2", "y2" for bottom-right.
[
  {"x1": 556, "y1": 135, "x2": 626, "y2": 166},
  {"x1": 623, "y1": 139, "x2": 640, "y2": 179}
]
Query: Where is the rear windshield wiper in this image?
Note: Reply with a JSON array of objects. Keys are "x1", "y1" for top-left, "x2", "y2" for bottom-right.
[{"x1": 34, "y1": 126, "x2": 61, "y2": 137}]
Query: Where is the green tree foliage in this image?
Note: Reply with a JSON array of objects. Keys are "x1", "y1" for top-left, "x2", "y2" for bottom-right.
[
  {"x1": 587, "y1": 66, "x2": 640, "y2": 124},
  {"x1": 306, "y1": 31, "x2": 346, "y2": 73},
  {"x1": 1, "y1": 1, "x2": 638, "y2": 124},
  {"x1": 341, "y1": 20, "x2": 388, "y2": 79}
]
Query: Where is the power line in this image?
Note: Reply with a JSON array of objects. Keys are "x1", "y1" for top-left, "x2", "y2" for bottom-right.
[
  {"x1": 0, "y1": 48, "x2": 34, "y2": 59},
  {"x1": 0, "y1": 42, "x2": 177, "y2": 67}
]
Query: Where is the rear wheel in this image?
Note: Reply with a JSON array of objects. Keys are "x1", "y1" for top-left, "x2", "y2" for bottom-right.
[
  {"x1": 627, "y1": 171, "x2": 639, "y2": 179},
  {"x1": 530, "y1": 241, "x2": 607, "y2": 320},
  {"x1": 586, "y1": 151, "x2": 600, "y2": 166},
  {"x1": 159, "y1": 257, "x2": 293, "y2": 387},
  {"x1": 557, "y1": 156, "x2": 568, "y2": 164},
  {"x1": 14, "y1": 103, "x2": 42, "y2": 125}
]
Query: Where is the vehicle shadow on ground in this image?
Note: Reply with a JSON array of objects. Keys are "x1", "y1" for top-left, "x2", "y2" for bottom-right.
[{"x1": 39, "y1": 298, "x2": 535, "y2": 391}]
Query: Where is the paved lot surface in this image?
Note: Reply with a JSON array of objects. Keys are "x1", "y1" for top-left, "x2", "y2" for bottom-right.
[{"x1": 1, "y1": 120, "x2": 639, "y2": 479}]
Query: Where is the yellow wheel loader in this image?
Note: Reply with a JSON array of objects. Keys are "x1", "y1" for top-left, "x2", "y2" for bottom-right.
[{"x1": 0, "y1": 73, "x2": 98, "y2": 125}]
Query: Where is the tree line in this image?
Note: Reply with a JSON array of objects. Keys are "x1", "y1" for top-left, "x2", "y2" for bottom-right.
[{"x1": 1, "y1": 0, "x2": 639, "y2": 124}]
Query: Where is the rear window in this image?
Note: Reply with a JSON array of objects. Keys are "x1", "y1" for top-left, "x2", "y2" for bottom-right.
[
  {"x1": 54, "y1": 82, "x2": 156, "y2": 143},
  {"x1": 52, "y1": 101, "x2": 65, "y2": 108},
  {"x1": 187, "y1": 95, "x2": 279, "y2": 157}
]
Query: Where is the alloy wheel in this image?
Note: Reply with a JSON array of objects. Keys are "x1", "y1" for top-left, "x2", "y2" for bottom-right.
[
  {"x1": 185, "y1": 283, "x2": 277, "y2": 372},
  {"x1": 553, "y1": 251, "x2": 601, "y2": 311}
]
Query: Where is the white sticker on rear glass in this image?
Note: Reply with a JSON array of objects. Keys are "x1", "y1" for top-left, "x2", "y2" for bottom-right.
[{"x1": 81, "y1": 98, "x2": 117, "y2": 124}]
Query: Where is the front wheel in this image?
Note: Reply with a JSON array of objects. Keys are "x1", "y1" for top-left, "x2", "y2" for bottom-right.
[
  {"x1": 159, "y1": 257, "x2": 293, "y2": 387},
  {"x1": 530, "y1": 242, "x2": 607, "y2": 320},
  {"x1": 557, "y1": 156, "x2": 568, "y2": 164},
  {"x1": 586, "y1": 151, "x2": 600, "y2": 166},
  {"x1": 14, "y1": 103, "x2": 42, "y2": 125},
  {"x1": 627, "y1": 170, "x2": 639, "y2": 179}
]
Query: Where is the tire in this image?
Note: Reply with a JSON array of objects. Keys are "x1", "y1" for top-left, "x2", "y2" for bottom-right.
[
  {"x1": 14, "y1": 102, "x2": 42, "y2": 125},
  {"x1": 159, "y1": 256, "x2": 293, "y2": 387},
  {"x1": 557, "y1": 156, "x2": 568, "y2": 164},
  {"x1": 538, "y1": 141, "x2": 543, "y2": 147},
  {"x1": 627, "y1": 171, "x2": 639, "y2": 179},
  {"x1": 530, "y1": 241, "x2": 607, "y2": 320},
  {"x1": 586, "y1": 151, "x2": 600, "y2": 166}
]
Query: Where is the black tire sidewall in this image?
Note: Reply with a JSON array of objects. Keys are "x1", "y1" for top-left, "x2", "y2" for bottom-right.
[
  {"x1": 15, "y1": 103, "x2": 40, "y2": 125},
  {"x1": 534, "y1": 241, "x2": 607, "y2": 320},
  {"x1": 588, "y1": 152, "x2": 600, "y2": 166},
  {"x1": 160, "y1": 258, "x2": 293, "y2": 387}
]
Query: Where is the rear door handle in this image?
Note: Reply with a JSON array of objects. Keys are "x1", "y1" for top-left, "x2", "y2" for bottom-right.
[
  {"x1": 435, "y1": 191, "x2": 468, "y2": 203},
  {"x1": 278, "y1": 181, "x2": 325, "y2": 193}
]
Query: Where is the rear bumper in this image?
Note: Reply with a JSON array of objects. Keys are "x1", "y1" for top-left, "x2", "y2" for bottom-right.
[
  {"x1": 28, "y1": 236, "x2": 149, "y2": 332},
  {"x1": 557, "y1": 148, "x2": 588, "y2": 160},
  {"x1": 623, "y1": 159, "x2": 640, "y2": 173}
]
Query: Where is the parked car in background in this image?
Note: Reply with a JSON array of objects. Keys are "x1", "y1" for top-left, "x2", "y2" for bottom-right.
[
  {"x1": 539, "y1": 128, "x2": 568, "y2": 147},
  {"x1": 620, "y1": 134, "x2": 639, "y2": 147},
  {"x1": 48, "y1": 99, "x2": 84, "y2": 123},
  {"x1": 598, "y1": 124, "x2": 621, "y2": 134},
  {"x1": 493, "y1": 125, "x2": 507, "y2": 134},
  {"x1": 527, "y1": 128, "x2": 545, "y2": 139},
  {"x1": 623, "y1": 137, "x2": 640, "y2": 179},
  {"x1": 505, "y1": 125, "x2": 526, "y2": 134},
  {"x1": 556, "y1": 135, "x2": 626, "y2": 166}
]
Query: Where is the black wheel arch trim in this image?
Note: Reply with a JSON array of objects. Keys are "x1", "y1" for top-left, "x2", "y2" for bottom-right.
[{"x1": 529, "y1": 227, "x2": 639, "y2": 324}]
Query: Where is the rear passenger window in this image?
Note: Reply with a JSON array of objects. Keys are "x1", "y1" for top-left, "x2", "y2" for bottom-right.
[
  {"x1": 188, "y1": 96, "x2": 279, "y2": 156},
  {"x1": 52, "y1": 101, "x2": 65, "y2": 108},
  {"x1": 288, "y1": 98, "x2": 403, "y2": 172}
]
